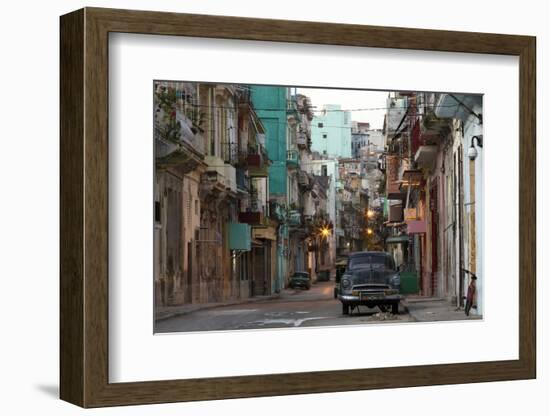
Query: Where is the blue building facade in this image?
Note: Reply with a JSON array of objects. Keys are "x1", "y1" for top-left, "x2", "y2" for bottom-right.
[
  {"x1": 311, "y1": 104, "x2": 352, "y2": 158},
  {"x1": 250, "y1": 85, "x2": 290, "y2": 293}
]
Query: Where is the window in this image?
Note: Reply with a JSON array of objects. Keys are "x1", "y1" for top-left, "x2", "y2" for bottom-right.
[
  {"x1": 321, "y1": 165, "x2": 328, "y2": 176},
  {"x1": 318, "y1": 122, "x2": 324, "y2": 128},
  {"x1": 348, "y1": 254, "x2": 395, "y2": 270},
  {"x1": 322, "y1": 133, "x2": 327, "y2": 139}
]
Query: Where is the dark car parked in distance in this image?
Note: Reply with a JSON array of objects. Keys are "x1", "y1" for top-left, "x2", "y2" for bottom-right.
[
  {"x1": 288, "y1": 271, "x2": 312, "y2": 290},
  {"x1": 338, "y1": 251, "x2": 402, "y2": 315}
]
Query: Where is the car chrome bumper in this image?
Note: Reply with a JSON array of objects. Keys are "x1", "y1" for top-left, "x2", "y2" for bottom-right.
[{"x1": 338, "y1": 294, "x2": 403, "y2": 302}]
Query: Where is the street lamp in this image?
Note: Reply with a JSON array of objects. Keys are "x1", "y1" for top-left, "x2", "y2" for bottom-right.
[{"x1": 468, "y1": 135, "x2": 483, "y2": 161}]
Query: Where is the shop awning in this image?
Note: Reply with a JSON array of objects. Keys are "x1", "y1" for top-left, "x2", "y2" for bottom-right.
[
  {"x1": 386, "y1": 235, "x2": 410, "y2": 244},
  {"x1": 252, "y1": 226, "x2": 277, "y2": 241}
]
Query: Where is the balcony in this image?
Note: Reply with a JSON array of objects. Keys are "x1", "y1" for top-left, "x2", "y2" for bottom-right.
[
  {"x1": 414, "y1": 145, "x2": 438, "y2": 169},
  {"x1": 202, "y1": 156, "x2": 237, "y2": 196},
  {"x1": 155, "y1": 139, "x2": 205, "y2": 173},
  {"x1": 221, "y1": 142, "x2": 239, "y2": 166},
  {"x1": 286, "y1": 98, "x2": 300, "y2": 120},
  {"x1": 234, "y1": 144, "x2": 250, "y2": 167},
  {"x1": 269, "y1": 201, "x2": 286, "y2": 223},
  {"x1": 247, "y1": 153, "x2": 269, "y2": 177},
  {"x1": 246, "y1": 153, "x2": 260, "y2": 166},
  {"x1": 154, "y1": 119, "x2": 206, "y2": 172},
  {"x1": 199, "y1": 170, "x2": 227, "y2": 200},
  {"x1": 286, "y1": 150, "x2": 299, "y2": 168},
  {"x1": 236, "y1": 167, "x2": 249, "y2": 193},
  {"x1": 238, "y1": 211, "x2": 266, "y2": 226},
  {"x1": 421, "y1": 111, "x2": 450, "y2": 142},
  {"x1": 385, "y1": 154, "x2": 404, "y2": 200},
  {"x1": 399, "y1": 169, "x2": 423, "y2": 191},
  {"x1": 236, "y1": 86, "x2": 252, "y2": 106},
  {"x1": 387, "y1": 182, "x2": 404, "y2": 200},
  {"x1": 297, "y1": 170, "x2": 312, "y2": 190},
  {"x1": 296, "y1": 132, "x2": 308, "y2": 149},
  {"x1": 288, "y1": 210, "x2": 302, "y2": 227},
  {"x1": 388, "y1": 203, "x2": 404, "y2": 223},
  {"x1": 341, "y1": 199, "x2": 353, "y2": 210}
]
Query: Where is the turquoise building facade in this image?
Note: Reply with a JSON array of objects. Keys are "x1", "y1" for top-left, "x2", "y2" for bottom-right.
[
  {"x1": 250, "y1": 85, "x2": 289, "y2": 293},
  {"x1": 250, "y1": 86, "x2": 288, "y2": 197},
  {"x1": 311, "y1": 104, "x2": 352, "y2": 158}
]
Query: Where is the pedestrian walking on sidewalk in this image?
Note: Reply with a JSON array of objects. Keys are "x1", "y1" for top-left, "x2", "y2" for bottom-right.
[{"x1": 465, "y1": 274, "x2": 477, "y2": 316}]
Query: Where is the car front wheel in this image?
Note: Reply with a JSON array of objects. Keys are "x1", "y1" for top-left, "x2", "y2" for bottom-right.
[
  {"x1": 391, "y1": 302, "x2": 399, "y2": 315},
  {"x1": 342, "y1": 303, "x2": 350, "y2": 315}
]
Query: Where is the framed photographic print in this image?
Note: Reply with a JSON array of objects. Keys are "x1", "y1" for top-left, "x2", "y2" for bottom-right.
[{"x1": 60, "y1": 7, "x2": 536, "y2": 408}]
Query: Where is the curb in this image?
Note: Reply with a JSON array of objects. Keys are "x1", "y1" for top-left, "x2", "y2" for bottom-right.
[
  {"x1": 401, "y1": 301, "x2": 418, "y2": 322},
  {"x1": 155, "y1": 293, "x2": 281, "y2": 323},
  {"x1": 401, "y1": 299, "x2": 481, "y2": 322},
  {"x1": 155, "y1": 281, "x2": 336, "y2": 323}
]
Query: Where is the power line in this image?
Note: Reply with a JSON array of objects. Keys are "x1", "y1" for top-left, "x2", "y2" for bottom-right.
[
  {"x1": 157, "y1": 108, "x2": 462, "y2": 131},
  {"x1": 178, "y1": 102, "x2": 476, "y2": 114},
  {"x1": 154, "y1": 82, "x2": 480, "y2": 113}
]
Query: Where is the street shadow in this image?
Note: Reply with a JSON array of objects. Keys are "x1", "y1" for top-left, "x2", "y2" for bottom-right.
[
  {"x1": 35, "y1": 384, "x2": 59, "y2": 399},
  {"x1": 348, "y1": 307, "x2": 380, "y2": 317}
]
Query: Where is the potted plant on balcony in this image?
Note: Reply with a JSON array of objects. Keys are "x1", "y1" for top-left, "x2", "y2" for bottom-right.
[{"x1": 155, "y1": 86, "x2": 182, "y2": 143}]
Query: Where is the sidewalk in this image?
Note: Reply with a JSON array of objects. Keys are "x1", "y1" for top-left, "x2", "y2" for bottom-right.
[
  {"x1": 155, "y1": 293, "x2": 280, "y2": 322},
  {"x1": 402, "y1": 296, "x2": 482, "y2": 322}
]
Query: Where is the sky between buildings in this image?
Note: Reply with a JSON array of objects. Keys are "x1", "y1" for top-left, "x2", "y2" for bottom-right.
[{"x1": 296, "y1": 87, "x2": 389, "y2": 129}]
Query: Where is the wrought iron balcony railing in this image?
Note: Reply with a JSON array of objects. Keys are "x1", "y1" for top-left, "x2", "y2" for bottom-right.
[
  {"x1": 286, "y1": 150, "x2": 299, "y2": 167},
  {"x1": 221, "y1": 142, "x2": 239, "y2": 165}
]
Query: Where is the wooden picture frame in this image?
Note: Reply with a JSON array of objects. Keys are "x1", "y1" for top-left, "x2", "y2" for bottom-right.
[{"x1": 60, "y1": 7, "x2": 536, "y2": 408}]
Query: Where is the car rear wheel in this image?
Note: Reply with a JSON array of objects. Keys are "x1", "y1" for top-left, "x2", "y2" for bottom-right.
[{"x1": 342, "y1": 303, "x2": 350, "y2": 315}]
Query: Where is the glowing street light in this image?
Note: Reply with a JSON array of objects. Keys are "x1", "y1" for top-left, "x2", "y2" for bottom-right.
[
  {"x1": 320, "y1": 227, "x2": 330, "y2": 238},
  {"x1": 367, "y1": 228, "x2": 373, "y2": 235},
  {"x1": 367, "y1": 209, "x2": 375, "y2": 219}
]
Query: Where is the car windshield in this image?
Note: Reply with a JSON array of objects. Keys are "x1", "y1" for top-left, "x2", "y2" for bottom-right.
[
  {"x1": 348, "y1": 254, "x2": 395, "y2": 270},
  {"x1": 292, "y1": 273, "x2": 309, "y2": 278}
]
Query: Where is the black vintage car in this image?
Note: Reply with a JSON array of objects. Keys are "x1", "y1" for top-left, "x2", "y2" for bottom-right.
[
  {"x1": 333, "y1": 256, "x2": 348, "y2": 299},
  {"x1": 288, "y1": 271, "x2": 312, "y2": 290},
  {"x1": 338, "y1": 251, "x2": 402, "y2": 315}
]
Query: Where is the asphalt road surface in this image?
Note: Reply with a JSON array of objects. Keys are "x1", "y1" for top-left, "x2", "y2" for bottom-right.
[{"x1": 155, "y1": 281, "x2": 413, "y2": 333}]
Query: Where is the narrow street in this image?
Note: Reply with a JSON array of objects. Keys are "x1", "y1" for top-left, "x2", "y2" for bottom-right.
[
  {"x1": 156, "y1": 281, "x2": 414, "y2": 333},
  {"x1": 153, "y1": 84, "x2": 484, "y2": 331}
]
